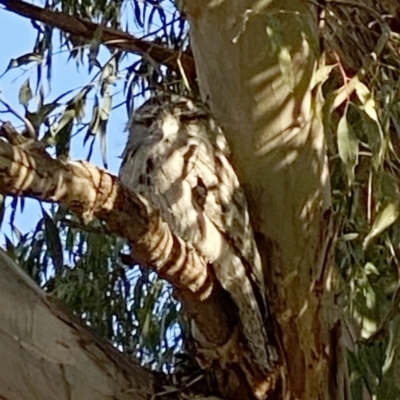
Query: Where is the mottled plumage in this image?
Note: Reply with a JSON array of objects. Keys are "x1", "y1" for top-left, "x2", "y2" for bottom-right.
[{"x1": 120, "y1": 94, "x2": 272, "y2": 370}]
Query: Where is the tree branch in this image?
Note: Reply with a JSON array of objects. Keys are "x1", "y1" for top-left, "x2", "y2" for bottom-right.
[
  {"x1": 0, "y1": 126, "x2": 232, "y2": 348},
  {"x1": 0, "y1": 0, "x2": 196, "y2": 83},
  {"x1": 0, "y1": 122, "x2": 277, "y2": 399}
]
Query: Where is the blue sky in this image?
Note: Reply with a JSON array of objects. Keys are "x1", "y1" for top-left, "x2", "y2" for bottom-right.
[
  {"x1": 0, "y1": 4, "x2": 130, "y2": 169},
  {"x1": 0, "y1": 1, "x2": 184, "y2": 360},
  {"x1": 0, "y1": 5, "x2": 134, "y2": 237}
]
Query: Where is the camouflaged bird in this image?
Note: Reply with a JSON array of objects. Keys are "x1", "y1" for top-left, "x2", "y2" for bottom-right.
[{"x1": 119, "y1": 94, "x2": 273, "y2": 371}]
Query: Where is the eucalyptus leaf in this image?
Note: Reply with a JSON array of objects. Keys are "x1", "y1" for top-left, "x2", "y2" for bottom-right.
[
  {"x1": 1, "y1": 53, "x2": 43, "y2": 77},
  {"x1": 18, "y1": 79, "x2": 33, "y2": 106},
  {"x1": 357, "y1": 107, "x2": 385, "y2": 168},
  {"x1": 311, "y1": 64, "x2": 335, "y2": 89},
  {"x1": 363, "y1": 202, "x2": 400, "y2": 249},
  {"x1": 51, "y1": 108, "x2": 75, "y2": 137},
  {"x1": 42, "y1": 209, "x2": 64, "y2": 272},
  {"x1": 86, "y1": 96, "x2": 101, "y2": 140},
  {"x1": 100, "y1": 93, "x2": 112, "y2": 121},
  {"x1": 337, "y1": 110, "x2": 359, "y2": 185}
]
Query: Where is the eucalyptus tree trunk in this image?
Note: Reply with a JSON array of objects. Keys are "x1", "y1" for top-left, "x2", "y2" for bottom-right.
[
  {"x1": 183, "y1": 1, "x2": 340, "y2": 398},
  {"x1": 0, "y1": 249, "x2": 159, "y2": 400},
  {"x1": 2, "y1": 0, "x2": 400, "y2": 398}
]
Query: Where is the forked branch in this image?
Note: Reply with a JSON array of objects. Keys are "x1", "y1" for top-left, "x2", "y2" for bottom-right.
[
  {"x1": 0, "y1": 122, "x2": 278, "y2": 399},
  {"x1": 0, "y1": 122, "x2": 231, "y2": 344}
]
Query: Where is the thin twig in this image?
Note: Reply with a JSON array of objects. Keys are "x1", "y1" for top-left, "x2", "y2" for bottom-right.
[{"x1": 0, "y1": 95, "x2": 36, "y2": 138}]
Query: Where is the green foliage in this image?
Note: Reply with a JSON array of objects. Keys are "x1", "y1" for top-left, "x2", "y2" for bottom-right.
[
  {"x1": 2, "y1": 1, "x2": 400, "y2": 396},
  {"x1": 0, "y1": 0, "x2": 189, "y2": 372},
  {"x1": 319, "y1": 14, "x2": 400, "y2": 394},
  {"x1": 46, "y1": 215, "x2": 182, "y2": 368},
  {"x1": 4, "y1": 204, "x2": 184, "y2": 370}
]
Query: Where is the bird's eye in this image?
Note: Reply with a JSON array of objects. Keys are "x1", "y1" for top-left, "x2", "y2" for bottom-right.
[{"x1": 140, "y1": 118, "x2": 153, "y2": 128}]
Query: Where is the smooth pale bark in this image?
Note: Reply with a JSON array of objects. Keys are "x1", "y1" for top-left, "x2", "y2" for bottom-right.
[
  {"x1": 4, "y1": 0, "x2": 400, "y2": 398},
  {"x1": 184, "y1": 1, "x2": 336, "y2": 398},
  {"x1": 0, "y1": 249, "x2": 157, "y2": 400}
]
